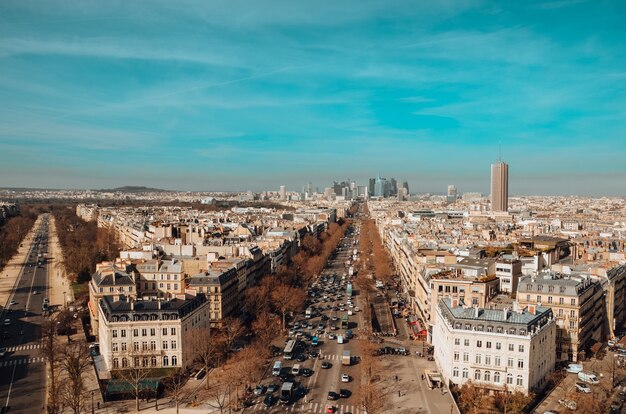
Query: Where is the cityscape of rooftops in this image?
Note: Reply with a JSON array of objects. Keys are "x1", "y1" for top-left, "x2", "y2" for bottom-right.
[{"x1": 1, "y1": 1, "x2": 625, "y2": 414}]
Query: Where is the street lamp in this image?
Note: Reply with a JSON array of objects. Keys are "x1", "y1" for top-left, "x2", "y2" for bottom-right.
[{"x1": 63, "y1": 291, "x2": 66, "y2": 309}]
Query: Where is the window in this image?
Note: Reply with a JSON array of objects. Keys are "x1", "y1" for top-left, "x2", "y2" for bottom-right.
[
  {"x1": 112, "y1": 330, "x2": 118, "y2": 338},
  {"x1": 559, "y1": 297, "x2": 564, "y2": 305},
  {"x1": 571, "y1": 298, "x2": 575, "y2": 306},
  {"x1": 536, "y1": 295, "x2": 541, "y2": 303},
  {"x1": 462, "y1": 368, "x2": 469, "y2": 379},
  {"x1": 496, "y1": 327, "x2": 503, "y2": 334},
  {"x1": 172, "y1": 355, "x2": 177, "y2": 365},
  {"x1": 487, "y1": 326, "x2": 493, "y2": 333},
  {"x1": 133, "y1": 329, "x2": 139, "y2": 337},
  {"x1": 495, "y1": 356, "x2": 501, "y2": 366},
  {"x1": 121, "y1": 342, "x2": 127, "y2": 351},
  {"x1": 142, "y1": 341, "x2": 148, "y2": 351},
  {"x1": 496, "y1": 342, "x2": 501, "y2": 350},
  {"x1": 475, "y1": 354, "x2": 482, "y2": 364},
  {"x1": 121, "y1": 330, "x2": 126, "y2": 338},
  {"x1": 518, "y1": 359, "x2": 524, "y2": 369},
  {"x1": 113, "y1": 358, "x2": 119, "y2": 368},
  {"x1": 171, "y1": 340, "x2": 177, "y2": 350},
  {"x1": 474, "y1": 370, "x2": 481, "y2": 381},
  {"x1": 150, "y1": 341, "x2": 156, "y2": 350},
  {"x1": 150, "y1": 328, "x2": 155, "y2": 336},
  {"x1": 453, "y1": 367, "x2": 459, "y2": 377},
  {"x1": 507, "y1": 374, "x2": 513, "y2": 385},
  {"x1": 141, "y1": 328, "x2": 146, "y2": 336},
  {"x1": 526, "y1": 294, "x2": 530, "y2": 301},
  {"x1": 454, "y1": 338, "x2": 460, "y2": 346},
  {"x1": 463, "y1": 352, "x2": 469, "y2": 362},
  {"x1": 454, "y1": 352, "x2": 459, "y2": 361},
  {"x1": 163, "y1": 328, "x2": 167, "y2": 335},
  {"x1": 519, "y1": 345, "x2": 524, "y2": 352},
  {"x1": 163, "y1": 356, "x2": 169, "y2": 366},
  {"x1": 163, "y1": 341, "x2": 168, "y2": 350},
  {"x1": 507, "y1": 358, "x2": 514, "y2": 368},
  {"x1": 485, "y1": 355, "x2": 491, "y2": 365},
  {"x1": 464, "y1": 339, "x2": 470, "y2": 346},
  {"x1": 134, "y1": 357, "x2": 140, "y2": 367},
  {"x1": 133, "y1": 342, "x2": 139, "y2": 352},
  {"x1": 112, "y1": 343, "x2": 119, "y2": 352},
  {"x1": 484, "y1": 371, "x2": 491, "y2": 382},
  {"x1": 494, "y1": 372, "x2": 500, "y2": 383},
  {"x1": 516, "y1": 375, "x2": 523, "y2": 386},
  {"x1": 570, "y1": 310, "x2": 575, "y2": 318},
  {"x1": 509, "y1": 344, "x2": 514, "y2": 351},
  {"x1": 151, "y1": 356, "x2": 157, "y2": 366},
  {"x1": 171, "y1": 328, "x2": 176, "y2": 335},
  {"x1": 486, "y1": 341, "x2": 492, "y2": 349},
  {"x1": 476, "y1": 340, "x2": 482, "y2": 348}
]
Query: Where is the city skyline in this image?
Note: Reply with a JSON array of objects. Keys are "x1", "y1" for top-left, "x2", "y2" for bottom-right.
[{"x1": 1, "y1": 1, "x2": 626, "y2": 195}]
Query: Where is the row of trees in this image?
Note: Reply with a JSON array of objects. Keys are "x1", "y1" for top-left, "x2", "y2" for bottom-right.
[
  {"x1": 0, "y1": 205, "x2": 38, "y2": 270},
  {"x1": 358, "y1": 204, "x2": 393, "y2": 281},
  {"x1": 457, "y1": 382, "x2": 533, "y2": 414},
  {"x1": 52, "y1": 206, "x2": 121, "y2": 286}
]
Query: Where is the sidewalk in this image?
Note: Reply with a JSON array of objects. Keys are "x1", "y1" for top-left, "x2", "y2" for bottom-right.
[{"x1": 47, "y1": 215, "x2": 74, "y2": 309}]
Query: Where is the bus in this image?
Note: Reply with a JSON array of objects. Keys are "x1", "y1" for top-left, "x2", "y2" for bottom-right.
[
  {"x1": 341, "y1": 316, "x2": 348, "y2": 329},
  {"x1": 283, "y1": 340, "x2": 297, "y2": 360}
]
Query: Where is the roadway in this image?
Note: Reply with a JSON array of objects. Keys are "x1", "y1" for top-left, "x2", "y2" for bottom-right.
[
  {"x1": 0, "y1": 214, "x2": 51, "y2": 413},
  {"x1": 248, "y1": 221, "x2": 364, "y2": 414}
]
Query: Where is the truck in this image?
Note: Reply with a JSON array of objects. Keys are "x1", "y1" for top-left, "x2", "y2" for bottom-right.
[
  {"x1": 342, "y1": 350, "x2": 351, "y2": 366},
  {"x1": 346, "y1": 283, "x2": 352, "y2": 297},
  {"x1": 280, "y1": 382, "x2": 294, "y2": 403},
  {"x1": 272, "y1": 360, "x2": 282, "y2": 376}
]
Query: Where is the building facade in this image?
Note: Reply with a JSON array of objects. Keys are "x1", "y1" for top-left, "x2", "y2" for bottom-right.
[{"x1": 490, "y1": 161, "x2": 509, "y2": 212}]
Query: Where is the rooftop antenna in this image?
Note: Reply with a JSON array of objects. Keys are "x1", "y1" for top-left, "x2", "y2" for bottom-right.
[{"x1": 498, "y1": 141, "x2": 502, "y2": 162}]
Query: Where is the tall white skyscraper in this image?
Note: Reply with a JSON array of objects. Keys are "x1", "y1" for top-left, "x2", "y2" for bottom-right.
[
  {"x1": 490, "y1": 161, "x2": 509, "y2": 212},
  {"x1": 279, "y1": 185, "x2": 286, "y2": 200}
]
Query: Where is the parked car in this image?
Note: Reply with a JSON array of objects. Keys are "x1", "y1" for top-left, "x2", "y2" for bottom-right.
[
  {"x1": 263, "y1": 395, "x2": 276, "y2": 407},
  {"x1": 558, "y1": 399, "x2": 578, "y2": 410},
  {"x1": 253, "y1": 385, "x2": 266, "y2": 396},
  {"x1": 578, "y1": 371, "x2": 599, "y2": 384},
  {"x1": 267, "y1": 383, "x2": 278, "y2": 393},
  {"x1": 575, "y1": 382, "x2": 591, "y2": 393},
  {"x1": 565, "y1": 363, "x2": 583, "y2": 374},
  {"x1": 321, "y1": 361, "x2": 332, "y2": 369},
  {"x1": 327, "y1": 391, "x2": 339, "y2": 401}
]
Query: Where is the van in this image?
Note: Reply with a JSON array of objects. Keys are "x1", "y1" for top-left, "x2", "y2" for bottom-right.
[
  {"x1": 291, "y1": 364, "x2": 301, "y2": 375},
  {"x1": 578, "y1": 371, "x2": 599, "y2": 385},
  {"x1": 272, "y1": 360, "x2": 282, "y2": 376}
]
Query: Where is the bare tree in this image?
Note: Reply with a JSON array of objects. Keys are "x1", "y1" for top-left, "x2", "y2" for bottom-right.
[
  {"x1": 358, "y1": 382, "x2": 388, "y2": 414},
  {"x1": 205, "y1": 367, "x2": 233, "y2": 414},
  {"x1": 271, "y1": 284, "x2": 306, "y2": 330},
  {"x1": 458, "y1": 381, "x2": 490, "y2": 414},
  {"x1": 220, "y1": 316, "x2": 245, "y2": 356},
  {"x1": 41, "y1": 319, "x2": 61, "y2": 414},
  {"x1": 493, "y1": 387, "x2": 533, "y2": 414},
  {"x1": 192, "y1": 327, "x2": 225, "y2": 390},
  {"x1": 117, "y1": 351, "x2": 153, "y2": 412},
  {"x1": 56, "y1": 309, "x2": 74, "y2": 342},
  {"x1": 59, "y1": 341, "x2": 92, "y2": 414},
  {"x1": 252, "y1": 312, "x2": 280, "y2": 346},
  {"x1": 163, "y1": 368, "x2": 186, "y2": 414}
]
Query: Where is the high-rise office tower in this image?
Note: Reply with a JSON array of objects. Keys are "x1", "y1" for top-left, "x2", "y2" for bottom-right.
[
  {"x1": 402, "y1": 181, "x2": 409, "y2": 195},
  {"x1": 447, "y1": 185, "x2": 457, "y2": 197},
  {"x1": 490, "y1": 161, "x2": 509, "y2": 212},
  {"x1": 307, "y1": 181, "x2": 313, "y2": 197},
  {"x1": 368, "y1": 178, "x2": 376, "y2": 197},
  {"x1": 279, "y1": 185, "x2": 286, "y2": 200}
]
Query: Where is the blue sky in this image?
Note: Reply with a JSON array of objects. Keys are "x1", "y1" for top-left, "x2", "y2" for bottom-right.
[{"x1": 1, "y1": 0, "x2": 625, "y2": 195}]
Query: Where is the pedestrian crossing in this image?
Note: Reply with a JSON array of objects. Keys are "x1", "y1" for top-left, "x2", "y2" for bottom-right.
[
  {"x1": 246, "y1": 401, "x2": 361, "y2": 413},
  {"x1": 5, "y1": 344, "x2": 41, "y2": 352},
  {"x1": 0, "y1": 357, "x2": 45, "y2": 367},
  {"x1": 319, "y1": 354, "x2": 344, "y2": 361}
]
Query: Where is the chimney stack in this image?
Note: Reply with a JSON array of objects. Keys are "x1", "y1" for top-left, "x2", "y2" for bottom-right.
[{"x1": 502, "y1": 307, "x2": 508, "y2": 321}]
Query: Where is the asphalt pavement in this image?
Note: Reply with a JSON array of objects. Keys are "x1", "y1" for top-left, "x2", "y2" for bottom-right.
[{"x1": 0, "y1": 215, "x2": 51, "y2": 413}]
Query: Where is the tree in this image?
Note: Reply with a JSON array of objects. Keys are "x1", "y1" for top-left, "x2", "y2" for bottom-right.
[
  {"x1": 220, "y1": 316, "x2": 245, "y2": 356},
  {"x1": 117, "y1": 352, "x2": 153, "y2": 412},
  {"x1": 192, "y1": 327, "x2": 226, "y2": 390},
  {"x1": 251, "y1": 312, "x2": 281, "y2": 346},
  {"x1": 358, "y1": 382, "x2": 388, "y2": 414},
  {"x1": 302, "y1": 234, "x2": 321, "y2": 256},
  {"x1": 271, "y1": 284, "x2": 306, "y2": 330},
  {"x1": 205, "y1": 367, "x2": 232, "y2": 414},
  {"x1": 56, "y1": 309, "x2": 74, "y2": 342},
  {"x1": 458, "y1": 381, "x2": 489, "y2": 414},
  {"x1": 41, "y1": 319, "x2": 61, "y2": 414},
  {"x1": 244, "y1": 279, "x2": 273, "y2": 317},
  {"x1": 163, "y1": 368, "x2": 186, "y2": 414},
  {"x1": 59, "y1": 341, "x2": 92, "y2": 414},
  {"x1": 493, "y1": 389, "x2": 533, "y2": 414}
]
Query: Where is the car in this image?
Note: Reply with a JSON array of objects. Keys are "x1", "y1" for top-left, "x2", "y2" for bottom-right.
[
  {"x1": 325, "y1": 404, "x2": 335, "y2": 413},
  {"x1": 9, "y1": 301, "x2": 17, "y2": 306},
  {"x1": 331, "y1": 325, "x2": 339, "y2": 331},
  {"x1": 295, "y1": 354, "x2": 307, "y2": 362},
  {"x1": 0, "y1": 347, "x2": 7, "y2": 358},
  {"x1": 558, "y1": 399, "x2": 578, "y2": 410},
  {"x1": 301, "y1": 368, "x2": 313, "y2": 377},
  {"x1": 332, "y1": 316, "x2": 339, "y2": 321},
  {"x1": 339, "y1": 389, "x2": 351, "y2": 398},
  {"x1": 575, "y1": 382, "x2": 591, "y2": 393},
  {"x1": 354, "y1": 307, "x2": 360, "y2": 312},
  {"x1": 328, "y1": 333, "x2": 336, "y2": 340},
  {"x1": 263, "y1": 395, "x2": 276, "y2": 407},
  {"x1": 327, "y1": 391, "x2": 339, "y2": 401},
  {"x1": 279, "y1": 373, "x2": 293, "y2": 382},
  {"x1": 565, "y1": 363, "x2": 583, "y2": 374},
  {"x1": 3, "y1": 319, "x2": 10, "y2": 326},
  {"x1": 32, "y1": 290, "x2": 39, "y2": 295},
  {"x1": 341, "y1": 374, "x2": 350, "y2": 383},
  {"x1": 253, "y1": 385, "x2": 266, "y2": 396},
  {"x1": 267, "y1": 383, "x2": 278, "y2": 393},
  {"x1": 321, "y1": 361, "x2": 332, "y2": 369}
]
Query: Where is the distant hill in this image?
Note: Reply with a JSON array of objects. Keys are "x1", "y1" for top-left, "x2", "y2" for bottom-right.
[{"x1": 97, "y1": 186, "x2": 170, "y2": 193}]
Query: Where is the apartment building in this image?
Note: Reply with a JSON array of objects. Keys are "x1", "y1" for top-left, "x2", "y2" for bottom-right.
[
  {"x1": 187, "y1": 268, "x2": 239, "y2": 327},
  {"x1": 433, "y1": 298, "x2": 555, "y2": 394},
  {"x1": 135, "y1": 258, "x2": 185, "y2": 297},
  {"x1": 516, "y1": 272, "x2": 603, "y2": 362},
  {"x1": 88, "y1": 262, "x2": 137, "y2": 335},
  {"x1": 98, "y1": 294, "x2": 210, "y2": 372},
  {"x1": 495, "y1": 259, "x2": 522, "y2": 293}
]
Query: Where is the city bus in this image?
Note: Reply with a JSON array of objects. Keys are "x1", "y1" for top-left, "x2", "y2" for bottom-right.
[{"x1": 283, "y1": 339, "x2": 297, "y2": 360}]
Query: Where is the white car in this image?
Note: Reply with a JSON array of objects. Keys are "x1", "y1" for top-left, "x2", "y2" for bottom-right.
[
  {"x1": 341, "y1": 374, "x2": 350, "y2": 383},
  {"x1": 354, "y1": 307, "x2": 360, "y2": 312},
  {"x1": 328, "y1": 333, "x2": 335, "y2": 340}
]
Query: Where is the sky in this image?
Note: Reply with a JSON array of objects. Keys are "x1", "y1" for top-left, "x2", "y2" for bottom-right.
[{"x1": 0, "y1": 0, "x2": 625, "y2": 196}]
